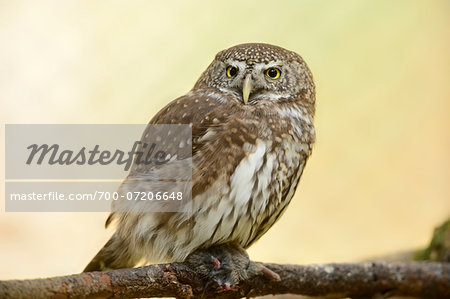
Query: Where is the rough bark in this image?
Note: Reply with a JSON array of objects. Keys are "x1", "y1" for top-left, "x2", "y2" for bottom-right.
[{"x1": 0, "y1": 261, "x2": 449, "y2": 298}]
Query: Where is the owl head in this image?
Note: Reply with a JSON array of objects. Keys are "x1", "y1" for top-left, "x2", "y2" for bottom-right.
[{"x1": 193, "y1": 43, "x2": 315, "y2": 107}]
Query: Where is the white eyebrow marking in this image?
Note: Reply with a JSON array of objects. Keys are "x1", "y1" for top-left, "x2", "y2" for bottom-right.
[
  {"x1": 225, "y1": 60, "x2": 247, "y2": 71},
  {"x1": 253, "y1": 61, "x2": 283, "y2": 73}
]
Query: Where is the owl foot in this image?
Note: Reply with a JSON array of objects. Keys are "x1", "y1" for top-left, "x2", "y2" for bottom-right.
[{"x1": 186, "y1": 243, "x2": 252, "y2": 292}]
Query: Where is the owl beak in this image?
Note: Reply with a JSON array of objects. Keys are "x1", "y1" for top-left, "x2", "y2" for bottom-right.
[{"x1": 242, "y1": 74, "x2": 253, "y2": 105}]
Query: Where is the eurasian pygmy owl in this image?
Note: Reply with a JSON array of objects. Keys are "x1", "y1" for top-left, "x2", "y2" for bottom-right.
[{"x1": 84, "y1": 43, "x2": 316, "y2": 285}]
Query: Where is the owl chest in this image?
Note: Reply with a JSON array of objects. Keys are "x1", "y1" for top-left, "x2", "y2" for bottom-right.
[
  {"x1": 217, "y1": 137, "x2": 307, "y2": 246},
  {"x1": 229, "y1": 137, "x2": 308, "y2": 218},
  {"x1": 190, "y1": 130, "x2": 311, "y2": 248}
]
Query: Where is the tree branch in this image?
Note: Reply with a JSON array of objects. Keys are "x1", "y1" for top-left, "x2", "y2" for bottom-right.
[
  {"x1": 0, "y1": 261, "x2": 449, "y2": 298},
  {"x1": 2, "y1": 219, "x2": 449, "y2": 298}
]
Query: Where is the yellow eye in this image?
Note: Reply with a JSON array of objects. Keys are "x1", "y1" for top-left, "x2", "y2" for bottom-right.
[
  {"x1": 265, "y1": 68, "x2": 281, "y2": 79},
  {"x1": 226, "y1": 66, "x2": 238, "y2": 77}
]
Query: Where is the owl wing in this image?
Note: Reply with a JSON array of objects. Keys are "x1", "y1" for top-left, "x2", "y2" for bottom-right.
[
  {"x1": 106, "y1": 89, "x2": 254, "y2": 227},
  {"x1": 149, "y1": 91, "x2": 220, "y2": 157},
  {"x1": 148, "y1": 90, "x2": 261, "y2": 198}
]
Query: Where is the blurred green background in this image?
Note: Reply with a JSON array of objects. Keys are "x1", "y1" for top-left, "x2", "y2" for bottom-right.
[{"x1": 0, "y1": 0, "x2": 449, "y2": 280}]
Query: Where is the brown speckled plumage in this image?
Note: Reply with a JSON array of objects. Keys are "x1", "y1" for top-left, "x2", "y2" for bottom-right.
[{"x1": 84, "y1": 43, "x2": 316, "y2": 272}]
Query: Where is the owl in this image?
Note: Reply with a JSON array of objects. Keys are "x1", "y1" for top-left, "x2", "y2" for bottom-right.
[{"x1": 84, "y1": 43, "x2": 315, "y2": 288}]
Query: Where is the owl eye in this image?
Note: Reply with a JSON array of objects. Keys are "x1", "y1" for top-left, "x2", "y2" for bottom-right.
[
  {"x1": 226, "y1": 66, "x2": 238, "y2": 77},
  {"x1": 265, "y1": 68, "x2": 281, "y2": 79}
]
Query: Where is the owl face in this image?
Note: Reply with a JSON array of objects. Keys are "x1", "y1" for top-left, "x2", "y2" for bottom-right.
[{"x1": 194, "y1": 43, "x2": 315, "y2": 106}]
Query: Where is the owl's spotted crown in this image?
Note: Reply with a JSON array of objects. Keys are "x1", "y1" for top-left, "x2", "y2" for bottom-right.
[{"x1": 216, "y1": 43, "x2": 302, "y2": 65}]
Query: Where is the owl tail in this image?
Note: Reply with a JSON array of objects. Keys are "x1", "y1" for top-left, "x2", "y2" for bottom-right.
[{"x1": 83, "y1": 233, "x2": 138, "y2": 272}]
